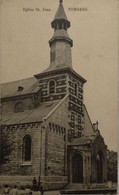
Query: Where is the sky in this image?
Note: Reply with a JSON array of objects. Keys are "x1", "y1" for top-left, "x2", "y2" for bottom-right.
[{"x1": 0, "y1": 0, "x2": 118, "y2": 151}]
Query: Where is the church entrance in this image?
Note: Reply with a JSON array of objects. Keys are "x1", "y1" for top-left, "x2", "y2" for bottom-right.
[
  {"x1": 96, "y1": 151, "x2": 103, "y2": 183},
  {"x1": 72, "y1": 153, "x2": 83, "y2": 183}
]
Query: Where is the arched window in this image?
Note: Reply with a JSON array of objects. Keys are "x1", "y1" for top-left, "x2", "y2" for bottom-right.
[
  {"x1": 14, "y1": 102, "x2": 24, "y2": 113},
  {"x1": 23, "y1": 135, "x2": 31, "y2": 161},
  {"x1": 64, "y1": 23, "x2": 66, "y2": 30},
  {"x1": 55, "y1": 24, "x2": 57, "y2": 31},
  {"x1": 49, "y1": 80, "x2": 55, "y2": 94},
  {"x1": 59, "y1": 23, "x2": 62, "y2": 29},
  {"x1": 74, "y1": 83, "x2": 78, "y2": 96}
]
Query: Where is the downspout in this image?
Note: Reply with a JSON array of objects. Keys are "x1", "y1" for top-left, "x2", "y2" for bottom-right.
[{"x1": 40, "y1": 124, "x2": 46, "y2": 184}]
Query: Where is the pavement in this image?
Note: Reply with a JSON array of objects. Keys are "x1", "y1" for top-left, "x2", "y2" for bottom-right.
[
  {"x1": 44, "y1": 191, "x2": 60, "y2": 195},
  {"x1": 0, "y1": 189, "x2": 61, "y2": 195}
]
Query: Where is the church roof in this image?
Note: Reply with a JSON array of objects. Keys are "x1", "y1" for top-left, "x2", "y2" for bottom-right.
[
  {"x1": 0, "y1": 100, "x2": 60, "y2": 125},
  {"x1": 51, "y1": 1, "x2": 70, "y2": 28},
  {"x1": 1, "y1": 77, "x2": 39, "y2": 99},
  {"x1": 53, "y1": 1, "x2": 68, "y2": 22}
]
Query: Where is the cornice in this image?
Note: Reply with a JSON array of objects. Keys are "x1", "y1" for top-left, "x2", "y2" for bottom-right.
[
  {"x1": 34, "y1": 67, "x2": 87, "y2": 84},
  {"x1": 1, "y1": 121, "x2": 43, "y2": 130}
]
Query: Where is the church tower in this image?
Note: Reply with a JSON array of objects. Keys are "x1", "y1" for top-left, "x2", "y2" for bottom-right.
[{"x1": 35, "y1": 0, "x2": 87, "y2": 138}]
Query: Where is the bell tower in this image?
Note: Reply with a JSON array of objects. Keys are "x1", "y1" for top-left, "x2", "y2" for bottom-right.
[
  {"x1": 35, "y1": 0, "x2": 86, "y2": 137},
  {"x1": 48, "y1": 0, "x2": 73, "y2": 71}
]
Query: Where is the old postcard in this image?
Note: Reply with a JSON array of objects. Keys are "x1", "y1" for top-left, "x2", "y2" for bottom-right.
[{"x1": 0, "y1": 0, "x2": 118, "y2": 194}]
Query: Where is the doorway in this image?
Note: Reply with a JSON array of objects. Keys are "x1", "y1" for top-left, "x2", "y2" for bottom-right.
[
  {"x1": 96, "y1": 151, "x2": 103, "y2": 183},
  {"x1": 72, "y1": 153, "x2": 83, "y2": 183}
]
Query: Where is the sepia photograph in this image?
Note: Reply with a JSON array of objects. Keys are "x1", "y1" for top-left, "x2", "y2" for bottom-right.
[{"x1": 0, "y1": 0, "x2": 118, "y2": 194}]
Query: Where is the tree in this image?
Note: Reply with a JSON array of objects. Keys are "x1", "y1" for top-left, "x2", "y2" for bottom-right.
[
  {"x1": 106, "y1": 149, "x2": 117, "y2": 182},
  {"x1": 0, "y1": 126, "x2": 15, "y2": 165}
]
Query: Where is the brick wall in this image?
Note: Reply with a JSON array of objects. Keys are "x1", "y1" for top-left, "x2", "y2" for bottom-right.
[
  {"x1": 67, "y1": 74, "x2": 84, "y2": 138},
  {"x1": 38, "y1": 74, "x2": 67, "y2": 102}
]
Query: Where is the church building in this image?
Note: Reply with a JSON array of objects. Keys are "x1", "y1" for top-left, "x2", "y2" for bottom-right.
[{"x1": 0, "y1": 0, "x2": 107, "y2": 190}]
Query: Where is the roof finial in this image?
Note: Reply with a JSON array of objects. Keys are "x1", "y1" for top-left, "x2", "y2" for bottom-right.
[
  {"x1": 96, "y1": 121, "x2": 99, "y2": 130},
  {"x1": 59, "y1": 0, "x2": 63, "y2": 3}
]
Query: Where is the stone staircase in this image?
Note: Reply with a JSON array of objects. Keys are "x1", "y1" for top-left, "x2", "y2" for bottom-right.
[
  {"x1": 91, "y1": 183, "x2": 108, "y2": 189},
  {"x1": 60, "y1": 182, "x2": 117, "y2": 194},
  {"x1": 65, "y1": 183, "x2": 84, "y2": 190},
  {"x1": 65, "y1": 182, "x2": 108, "y2": 190}
]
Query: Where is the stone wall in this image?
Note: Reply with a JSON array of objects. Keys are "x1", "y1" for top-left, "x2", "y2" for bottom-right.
[
  {"x1": 46, "y1": 126, "x2": 65, "y2": 176},
  {"x1": 0, "y1": 123, "x2": 45, "y2": 177},
  {"x1": 45, "y1": 96, "x2": 69, "y2": 176},
  {"x1": 0, "y1": 95, "x2": 70, "y2": 188},
  {"x1": 91, "y1": 136, "x2": 107, "y2": 183},
  {"x1": 50, "y1": 41, "x2": 72, "y2": 68}
]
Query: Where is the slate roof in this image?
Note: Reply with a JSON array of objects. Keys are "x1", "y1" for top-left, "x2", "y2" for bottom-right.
[
  {"x1": 0, "y1": 100, "x2": 60, "y2": 125},
  {"x1": 53, "y1": 1, "x2": 68, "y2": 21},
  {"x1": 51, "y1": 1, "x2": 70, "y2": 28},
  {"x1": 1, "y1": 77, "x2": 39, "y2": 99}
]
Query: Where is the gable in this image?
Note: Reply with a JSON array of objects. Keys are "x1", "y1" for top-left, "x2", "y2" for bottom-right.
[
  {"x1": 92, "y1": 135, "x2": 107, "y2": 156},
  {"x1": 82, "y1": 104, "x2": 95, "y2": 136}
]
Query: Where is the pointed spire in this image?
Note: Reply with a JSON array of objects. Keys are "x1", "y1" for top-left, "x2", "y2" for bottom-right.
[
  {"x1": 46, "y1": 0, "x2": 73, "y2": 72},
  {"x1": 49, "y1": 0, "x2": 73, "y2": 48},
  {"x1": 51, "y1": 0, "x2": 70, "y2": 28}
]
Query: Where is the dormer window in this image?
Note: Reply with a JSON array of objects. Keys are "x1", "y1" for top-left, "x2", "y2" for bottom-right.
[
  {"x1": 49, "y1": 80, "x2": 55, "y2": 94},
  {"x1": 14, "y1": 102, "x2": 24, "y2": 113},
  {"x1": 18, "y1": 86, "x2": 24, "y2": 91}
]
